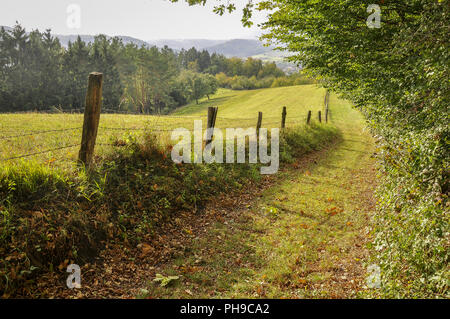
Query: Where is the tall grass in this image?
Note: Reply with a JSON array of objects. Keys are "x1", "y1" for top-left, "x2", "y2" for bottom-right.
[{"x1": 0, "y1": 121, "x2": 339, "y2": 296}]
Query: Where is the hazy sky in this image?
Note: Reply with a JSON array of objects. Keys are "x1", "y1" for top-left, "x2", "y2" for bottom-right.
[{"x1": 0, "y1": 0, "x2": 267, "y2": 40}]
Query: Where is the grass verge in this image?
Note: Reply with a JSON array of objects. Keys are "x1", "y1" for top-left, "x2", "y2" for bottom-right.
[
  {"x1": 0, "y1": 121, "x2": 339, "y2": 297},
  {"x1": 140, "y1": 94, "x2": 377, "y2": 299}
]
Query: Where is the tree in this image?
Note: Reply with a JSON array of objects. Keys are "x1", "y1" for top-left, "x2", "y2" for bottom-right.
[
  {"x1": 89, "y1": 35, "x2": 123, "y2": 109},
  {"x1": 63, "y1": 36, "x2": 90, "y2": 109},
  {"x1": 0, "y1": 22, "x2": 286, "y2": 114},
  {"x1": 203, "y1": 73, "x2": 218, "y2": 100},
  {"x1": 172, "y1": 0, "x2": 449, "y2": 297},
  {"x1": 0, "y1": 24, "x2": 67, "y2": 111},
  {"x1": 121, "y1": 45, "x2": 178, "y2": 114},
  {"x1": 176, "y1": 70, "x2": 217, "y2": 104},
  {"x1": 258, "y1": 62, "x2": 283, "y2": 79},
  {"x1": 242, "y1": 57, "x2": 263, "y2": 78},
  {"x1": 198, "y1": 50, "x2": 211, "y2": 71},
  {"x1": 225, "y1": 57, "x2": 243, "y2": 76}
]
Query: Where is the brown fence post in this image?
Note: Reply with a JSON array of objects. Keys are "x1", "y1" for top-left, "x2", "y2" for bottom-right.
[
  {"x1": 212, "y1": 106, "x2": 218, "y2": 128},
  {"x1": 281, "y1": 106, "x2": 287, "y2": 129},
  {"x1": 318, "y1": 110, "x2": 322, "y2": 123},
  {"x1": 306, "y1": 110, "x2": 312, "y2": 125},
  {"x1": 205, "y1": 106, "x2": 218, "y2": 146},
  {"x1": 256, "y1": 111, "x2": 263, "y2": 138},
  {"x1": 78, "y1": 72, "x2": 103, "y2": 166},
  {"x1": 325, "y1": 108, "x2": 329, "y2": 123}
]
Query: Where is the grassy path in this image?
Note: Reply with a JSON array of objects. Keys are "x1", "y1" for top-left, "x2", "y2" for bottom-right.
[{"x1": 143, "y1": 94, "x2": 377, "y2": 299}]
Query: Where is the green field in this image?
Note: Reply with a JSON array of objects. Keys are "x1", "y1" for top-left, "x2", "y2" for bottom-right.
[{"x1": 0, "y1": 85, "x2": 326, "y2": 168}]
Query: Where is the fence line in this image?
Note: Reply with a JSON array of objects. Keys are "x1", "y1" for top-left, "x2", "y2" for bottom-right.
[
  {"x1": 1, "y1": 73, "x2": 330, "y2": 164},
  {"x1": 0, "y1": 127, "x2": 82, "y2": 140},
  {"x1": 1, "y1": 109, "x2": 298, "y2": 121},
  {"x1": 0, "y1": 116, "x2": 317, "y2": 162},
  {"x1": 0, "y1": 116, "x2": 310, "y2": 162},
  {"x1": 1, "y1": 144, "x2": 80, "y2": 161},
  {"x1": 0, "y1": 108, "x2": 85, "y2": 114}
]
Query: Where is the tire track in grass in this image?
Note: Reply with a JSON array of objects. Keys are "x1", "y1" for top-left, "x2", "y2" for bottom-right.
[
  {"x1": 243, "y1": 95, "x2": 377, "y2": 298},
  {"x1": 142, "y1": 94, "x2": 377, "y2": 299}
]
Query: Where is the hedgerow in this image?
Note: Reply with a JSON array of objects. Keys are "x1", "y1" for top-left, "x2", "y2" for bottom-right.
[{"x1": 255, "y1": 0, "x2": 449, "y2": 297}]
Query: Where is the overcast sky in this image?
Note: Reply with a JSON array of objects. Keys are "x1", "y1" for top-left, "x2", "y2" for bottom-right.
[{"x1": 0, "y1": 0, "x2": 267, "y2": 40}]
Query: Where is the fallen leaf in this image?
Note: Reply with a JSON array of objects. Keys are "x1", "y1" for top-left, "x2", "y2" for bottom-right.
[{"x1": 140, "y1": 243, "x2": 153, "y2": 257}]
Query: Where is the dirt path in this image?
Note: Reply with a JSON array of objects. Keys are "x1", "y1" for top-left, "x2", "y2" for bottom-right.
[
  {"x1": 36, "y1": 94, "x2": 377, "y2": 299},
  {"x1": 141, "y1": 95, "x2": 378, "y2": 298}
]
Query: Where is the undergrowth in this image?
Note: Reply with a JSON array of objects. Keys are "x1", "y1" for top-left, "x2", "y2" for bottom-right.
[{"x1": 0, "y1": 122, "x2": 340, "y2": 296}]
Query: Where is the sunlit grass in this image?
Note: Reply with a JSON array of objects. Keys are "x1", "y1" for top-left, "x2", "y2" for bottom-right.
[
  {"x1": 142, "y1": 93, "x2": 377, "y2": 299},
  {"x1": 0, "y1": 85, "x2": 326, "y2": 169}
]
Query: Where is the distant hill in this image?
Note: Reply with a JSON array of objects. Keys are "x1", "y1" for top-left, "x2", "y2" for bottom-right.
[
  {"x1": 251, "y1": 50, "x2": 300, "y2": 74},
  {"x1": 1, "y1": 26, "x2": 295, "y2": 71},
  {"x1": 51, "y1": 34, "x2": 149, "y2": 48},
  {"x1": 1, "y1": 26, "x2": 272, "y2": 57},
  {"x1": 148, "y1": 38, "x2": 277, "y2": 59},
  {"x1": 147, "y1": 39, "x2": 226, "y2": 51},
  {"x1": 1, "y1": 26, "x2": 148, "y2": 48},
  {"x1": 204, "y1": 39, "x2": 272, "y2": 58},
  {"x1": 202, "y1": 39, "x2": 298, "y2": 72}
]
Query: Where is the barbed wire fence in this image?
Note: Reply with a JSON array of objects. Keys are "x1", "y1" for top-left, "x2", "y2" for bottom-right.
[{"x1": 0, "y1": 73, "x2": 329, "y2": 165}]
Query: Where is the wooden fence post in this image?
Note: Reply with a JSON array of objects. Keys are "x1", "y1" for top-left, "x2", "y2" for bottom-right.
[
  {"x1": 307, "y1": 110, "x2": 312, "y2": 125},
  {"x1": 256, "y1": 111, "x2": 263, "y2": 138},
  {"x1": 212, "y1": 106, "x2": 218, "y2": 128},
  {"x1": 78, "y1": 72, "x2": 103, "y2": 166},
  {"x1": 318, "y1": 110, "x2": 322, "y2": 123},
  {"x1": 281, "y1": 106, "x2": 287, "y2": 129},
  {"x1": 325, "y1": 108, "x2": 328, "y2": 123},
  {"x1": 205, "y1": 106, "x2": 218, "y2": 146}
]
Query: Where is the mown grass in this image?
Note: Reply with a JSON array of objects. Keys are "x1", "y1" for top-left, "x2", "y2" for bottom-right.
[
  {"x1": 141, "y1": 93, "x2": 377, "y2": 299},
  {"x1": 174, "y1": 86, "x2": 325, "y2": 120},
  {"x1": 0, "y1": 85, "x2": 336, "y2": 297}
]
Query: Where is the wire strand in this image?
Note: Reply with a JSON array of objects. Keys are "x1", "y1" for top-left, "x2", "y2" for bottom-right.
[
  {"x1": 1, "y1": 144, "x2": 81, "y2": 161},
  {"x1": 0, "y1": 127, "x2": 82, "y2": 140}
]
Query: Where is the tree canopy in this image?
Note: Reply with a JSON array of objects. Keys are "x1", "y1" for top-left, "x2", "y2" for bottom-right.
[{"x1": 174, "y1": 0, "x2": 449, "y2": 297}]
